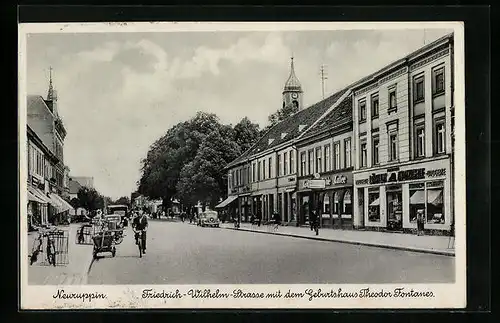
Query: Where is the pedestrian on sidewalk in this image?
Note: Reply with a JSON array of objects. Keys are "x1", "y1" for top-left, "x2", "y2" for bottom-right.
[
  {"x1": 256, "y1": 209, "x2": 262, "y2": 227},
  {"x1": 417, "y1": 210, "x2": 425, "y2": 236},
  {"x1": 272, "y1": 210, "x2": 281, "y2": 231}
]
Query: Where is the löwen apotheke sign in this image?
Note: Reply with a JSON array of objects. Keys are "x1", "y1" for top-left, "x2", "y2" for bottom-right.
[{"x1": 355, "y1": 168, "x2": 446, "y2": 185}]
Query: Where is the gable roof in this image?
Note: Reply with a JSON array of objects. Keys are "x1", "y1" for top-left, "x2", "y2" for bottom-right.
[
  {"x1": 226, "y1": 87, "x2": 348, "y2": 168},
  {"x1": 298, "y1": 94, "x2": 353, "y2": 142}
]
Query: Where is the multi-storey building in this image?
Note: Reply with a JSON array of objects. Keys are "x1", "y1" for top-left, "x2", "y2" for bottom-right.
[
  {"x1": 352, "y1": 34, "x2": 454, "y2": 235},
  {"x1": 26, "y1": 70, "x2": 72, "y2": 226}
]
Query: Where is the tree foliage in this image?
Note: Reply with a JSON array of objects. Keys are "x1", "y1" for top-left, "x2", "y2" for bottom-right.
[
  {"x1": 138, "y1": 112, "x2": 261, "y2": 210},
  {"x1": 77, "y1": 187, "x2": 104, "y2": 213},
  {"x1": 113, "y1": 196, "x2": 131, "y2": 206}
]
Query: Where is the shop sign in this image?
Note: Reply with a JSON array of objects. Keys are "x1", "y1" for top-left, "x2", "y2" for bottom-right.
[
  {"x1": 356, "y1": 179, "x2": 369, "y2": 185},
  {"x1": 287, "y1": 177, "x2": 296, "y2": 182},
  {"x1": 426, "y1": 168, "x2": 446, "y2": 177},
  {"x1": 304, "y1": 179, "x2": 326, "y2": 189},
  {"x1": 367, "y1": 168, "x2": 426, "y2": 185}
]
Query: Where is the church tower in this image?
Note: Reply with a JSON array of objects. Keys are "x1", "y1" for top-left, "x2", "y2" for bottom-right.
[
  {"x1": 282, "y1": 56, "x2": 303, "y2": 111},
  {"x1": 46, "y1": 66, "x2": 59, "y2": 116}
]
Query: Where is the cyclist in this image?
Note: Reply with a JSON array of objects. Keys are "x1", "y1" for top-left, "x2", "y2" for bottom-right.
[{"x1": 132, "y1": 209, "x2": 148, "y2": 254}]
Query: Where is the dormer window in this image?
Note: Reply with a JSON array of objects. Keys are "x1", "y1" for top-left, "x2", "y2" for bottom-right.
[
  {"x1": 268, "y1": 138, "x2": 275, "y2": 145},
  {"x1": 281, "y1": 133, "x2": 288, "y2": 139},
  {"x1": 299, "y1": 124, "x2": 307, "y2": 132}
]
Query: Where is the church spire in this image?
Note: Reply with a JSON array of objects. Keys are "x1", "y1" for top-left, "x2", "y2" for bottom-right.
[
  {"x1": 47, "y1": 66, "x2": 55, "y2": 101},
  {"x1": 283, "y1": 56, "x2": 302, "y2": 92}
]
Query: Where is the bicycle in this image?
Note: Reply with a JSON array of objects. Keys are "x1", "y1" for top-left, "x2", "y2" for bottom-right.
[{"x1": 134, "y1": 230, "x2": 145, "y2": 258}]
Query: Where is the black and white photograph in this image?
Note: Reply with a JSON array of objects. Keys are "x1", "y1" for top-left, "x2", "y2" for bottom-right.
[{"x1": 19, "y1": 22, "x2": 466, "y2": 309}]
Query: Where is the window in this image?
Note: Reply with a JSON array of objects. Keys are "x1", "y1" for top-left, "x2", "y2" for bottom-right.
[
  {"x1": 435, "y1": 120, "x2": 446, "y2": 154},
  {"x1": 278, "y1": 154, "x2": 282, "y2": 176},
  {"x1": 236, "y1": 170, "x2": 239, "y2": 186},
  {"x1": 413, "y1": 75, "x2": 425, "y2": 103},
  {"x1": 343, "y1": 190, "x2": 352, "y2": 215},
  {"x1": 344, "y1": 138, "x2": 351, "y2": 168},
  {"x1": 257, "y1": 161, "x2": 261, "y2": 181},
  {"x1": 432, "y1": 67, "x2": 445, "y2": 95},
  {"x1": 333, "y1": 192, "x2": 339, "y2": 215},
  {"x1": 324, "y1": 144, "x2": 331, "y2": 172},
  {"x1": 368, "y1": 188, "x2": 380, "y2": 222},
  {"x1": 323, "y1": 194, "x2": 330, "y2": 214},
  {"x1": 409, "y1": 181, "x2": 445, "y2": 224},
  {"x1": 415, "y1": 124, "x2": 425, "y2": 157},
  {"x1": 252, "y1": 163, "x2": 256, "y2": 182},
  {"x1": 359, "y1": 100, "x2": 367, "y2": 122},
  {"x1": 300, "y1": 152, "x2": 306, "y2": 176},
  {"x1": 334, "y1": 142, "x2": 340, "y2": 170},
  {"x1": 268, "y1": 157, "x2": 272, "y2": 178},
  {"x1": 371, "y1": 94, "x2": 379, "y2": 118},
  {"x1": 360, "y1": 142, "x2": 367, "y2": 168},
  {"x1": 284, "y1": 152, "x2": 288, "y2": 176},
  {"x1": 389, "y1": 88, "x2": 397, "y2": 111},
  {"x1": 386, "y1": 185, "x2": 402, "y2": 225},
  {"x1": 426, "y1": 181, "x2": 445, "y2": 224},
  {"x1": 308, "y1": 150, "x2": 314, "y2": 175},
  {"x1": 263, "y1": 159, "x2": 267, "y2": 179},
  {"x1": 289, "y1": 151, "x2": 294, "y2": 174},
  {"x1": 389, "y1": 132, "x2": 398, "y2": 161},
  {"x1": 316, "y1": 147, "x2": 322, "y2": 173},
  {"x1": 372, "y1": 136, "x2": 379, "y2": 165}
]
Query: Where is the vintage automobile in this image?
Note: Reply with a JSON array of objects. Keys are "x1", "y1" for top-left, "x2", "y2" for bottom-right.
[
  {"x1": 197, "y1": 210, "x2": 220, "y2": 228},
  {"x1": 104, "y1": 214, "x2": 122, "y2": 230}
]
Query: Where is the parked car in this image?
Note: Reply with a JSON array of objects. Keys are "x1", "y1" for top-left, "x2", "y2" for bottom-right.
[{"x1": 197, "y1": 210, "x2": 220, "y2": 228}]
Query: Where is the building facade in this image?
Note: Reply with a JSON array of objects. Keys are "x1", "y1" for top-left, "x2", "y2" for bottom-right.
[{"x1": 352, "y1": 34, "x2": 454, "y2": 235}]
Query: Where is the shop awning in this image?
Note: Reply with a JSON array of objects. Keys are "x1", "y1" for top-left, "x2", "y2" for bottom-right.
[
  {"x1": 410, "y1": 190, "x2": 425, "y2": 204},
  {"x1": 28, "y1": 190, "x2": 44, "y2": 203},
  {"x1": 427, "y1": 190, "x2": 443, "y2": 205},
  {"x1": 369, "y1": 198, "x2": 380, "y2": 206},
  {"x1": 53, "y1": 194, "x2": 73, "y2": 212},
  {"x1": 215, "y1": 195, "x2": 238, "y2": 208},
  {"x1": 28, "y1": 186, "x2": 50, "y2": 204}
]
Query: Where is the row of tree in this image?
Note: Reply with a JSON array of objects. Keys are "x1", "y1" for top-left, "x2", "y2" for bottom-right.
[{"x1": 69, "y1": 186, "x2": 131, "y2": 213}]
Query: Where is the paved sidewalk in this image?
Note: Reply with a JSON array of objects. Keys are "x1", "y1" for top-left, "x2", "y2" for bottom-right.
[
  {"x1": 221, "y1": 222, "x2": 455, "y2": 256},
  {"x1": 27, "y1": 223, "x2": 95, "y2": 285}
]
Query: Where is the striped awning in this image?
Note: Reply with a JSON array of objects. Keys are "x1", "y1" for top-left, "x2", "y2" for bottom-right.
[
  {"x1": 48, "y1": 193, "x2": 72, "y2": 213},
  {"x1": 28, "y1": 190, "x2": 44, "y2": 203},
  {"x1": 27, "y1": 185, "x2": 50, "y2": 204},
  {"x1": 215, "y1": 195, "x2": 238, "y2": 208}
]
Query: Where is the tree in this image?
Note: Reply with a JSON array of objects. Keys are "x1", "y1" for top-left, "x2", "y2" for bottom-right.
[
  {"x1": 177, "y1": 125, "x2": 241, "y2": 209},
  {"x1": 233, "y1": 117, "x2": 260, "y2": 153},
  {"x1": 113, "y1": 196, "x2": 131, "y2": 207},
  {"x1": 138, "y1": 112, "x2": 221, "y2": 210},
  {"x1": 77, "y1": 187, "x2": 104, "y2": 214},
  {"x1": 70, "y1": 197, "x2": 80, "y2": 210}
]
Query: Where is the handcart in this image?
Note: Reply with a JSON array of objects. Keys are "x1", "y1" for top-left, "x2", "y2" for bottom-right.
[{"x1": 92, "y1": 229, "x2": 116, "y2": 259}]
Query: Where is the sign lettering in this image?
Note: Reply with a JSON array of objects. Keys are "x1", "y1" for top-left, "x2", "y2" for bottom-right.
[{"x1": 426, "y1": 169, "x2": 446, "y2": 177}]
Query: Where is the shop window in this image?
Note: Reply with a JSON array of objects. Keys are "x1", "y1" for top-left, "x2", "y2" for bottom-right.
[
  {"x1": 344, "y1": 138, "x2": 352, "y2": 168},
  {"x1": 415, "y1": 123, "x2": 425, "y2": 158},
  {"x1": 434, "y1": 119, "x2": 446, "y2": 155},
  {"x1": 371, "y1": 94, "x2": 379, "y2": 118},
  {"x1": 368, "y1": 188, "x2": 380, "y2": 222},
  {"x1": 432, "y1": 66, "x2": 445, "y2": 96},
  {"x1": 316, "y1": 147, "x2": 322, "y2": 173},
  {"x1": 426, "y1": 181, "x2": 445, "y2": 224},
  {"x1": 359, "y1": 100, "x2": 367, "y2": 122},
  {"x1": 372, "y1": 136, "x2": 379, "y2": 165},
  {"x1": 324, "y1": 144, "x2": 331, "y2": 172},
  {"x1": 343, "y1": 190, "x2": 352, "y2": 215},
  {"x1": 386, "y1": 185, "x2": 402, "y2": 227},
  {"x1": 333, "y1": 192, "x2": 339, "y2": 215},
  {"x1": 300, "y1": 152, "x2": 306, "y2": 176},
  {"x1": 409, "y1": 182, "x2": 426, "y2": 223},
  {"x1": 323, "y1": 194, "x2": 330, "y2": 214}
]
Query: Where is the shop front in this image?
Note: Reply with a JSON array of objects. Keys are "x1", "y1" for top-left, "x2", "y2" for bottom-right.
[
  {"x1": 353, "y1": 157, "x2": 452, "y2": 235},
  {"x1": 27, "y1": 175, "x2": 50, "y2": 227},
  {"x1": 297, "y1": 172, "x2": 353, "y2": 229}
]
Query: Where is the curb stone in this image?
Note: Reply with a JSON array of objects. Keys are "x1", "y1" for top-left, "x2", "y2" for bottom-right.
[{"x1": 223, "y1": 227, "x2": 455, "y2": 257}]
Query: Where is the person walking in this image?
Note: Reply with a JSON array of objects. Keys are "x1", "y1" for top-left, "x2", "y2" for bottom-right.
[
  {"x1": 272, "y1": 210, "x2": 281, "y2": 231},
  {"x1": 256, "y1": 209, "x2": 262, "y2": 227}
]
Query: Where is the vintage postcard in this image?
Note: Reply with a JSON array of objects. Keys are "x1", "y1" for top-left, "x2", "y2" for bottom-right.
[{"x1": 18, "y1": 21, "x2": 466, "y2": 309}]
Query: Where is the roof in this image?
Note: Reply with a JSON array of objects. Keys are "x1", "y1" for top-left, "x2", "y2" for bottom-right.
[
  {"x1": 298, "y1": 94, "x2": 353, "y2": 141},
  {"x1": 68, "y1": 179, "x2": 83, "y2": 195},
  {"x1": 226, "y1": 87, "x2": 348, "y2": 168},
  {"x1": 283, "y1": 58, "x2": 302, "y2": 92}
]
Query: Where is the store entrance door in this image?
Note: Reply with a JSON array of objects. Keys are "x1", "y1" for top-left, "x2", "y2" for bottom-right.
[{"x1": 386, "y1": 185, "x2": 403, "y2": 231}]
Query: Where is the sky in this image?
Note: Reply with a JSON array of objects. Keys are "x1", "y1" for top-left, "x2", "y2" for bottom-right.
[{"x1": 25, "y1": 26, "x2": 452, "y2": 199}]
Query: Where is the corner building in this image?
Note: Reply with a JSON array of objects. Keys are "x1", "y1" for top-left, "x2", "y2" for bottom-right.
[{"x1": 352, "y1": 34, "x2": 454, "y2": 235}]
